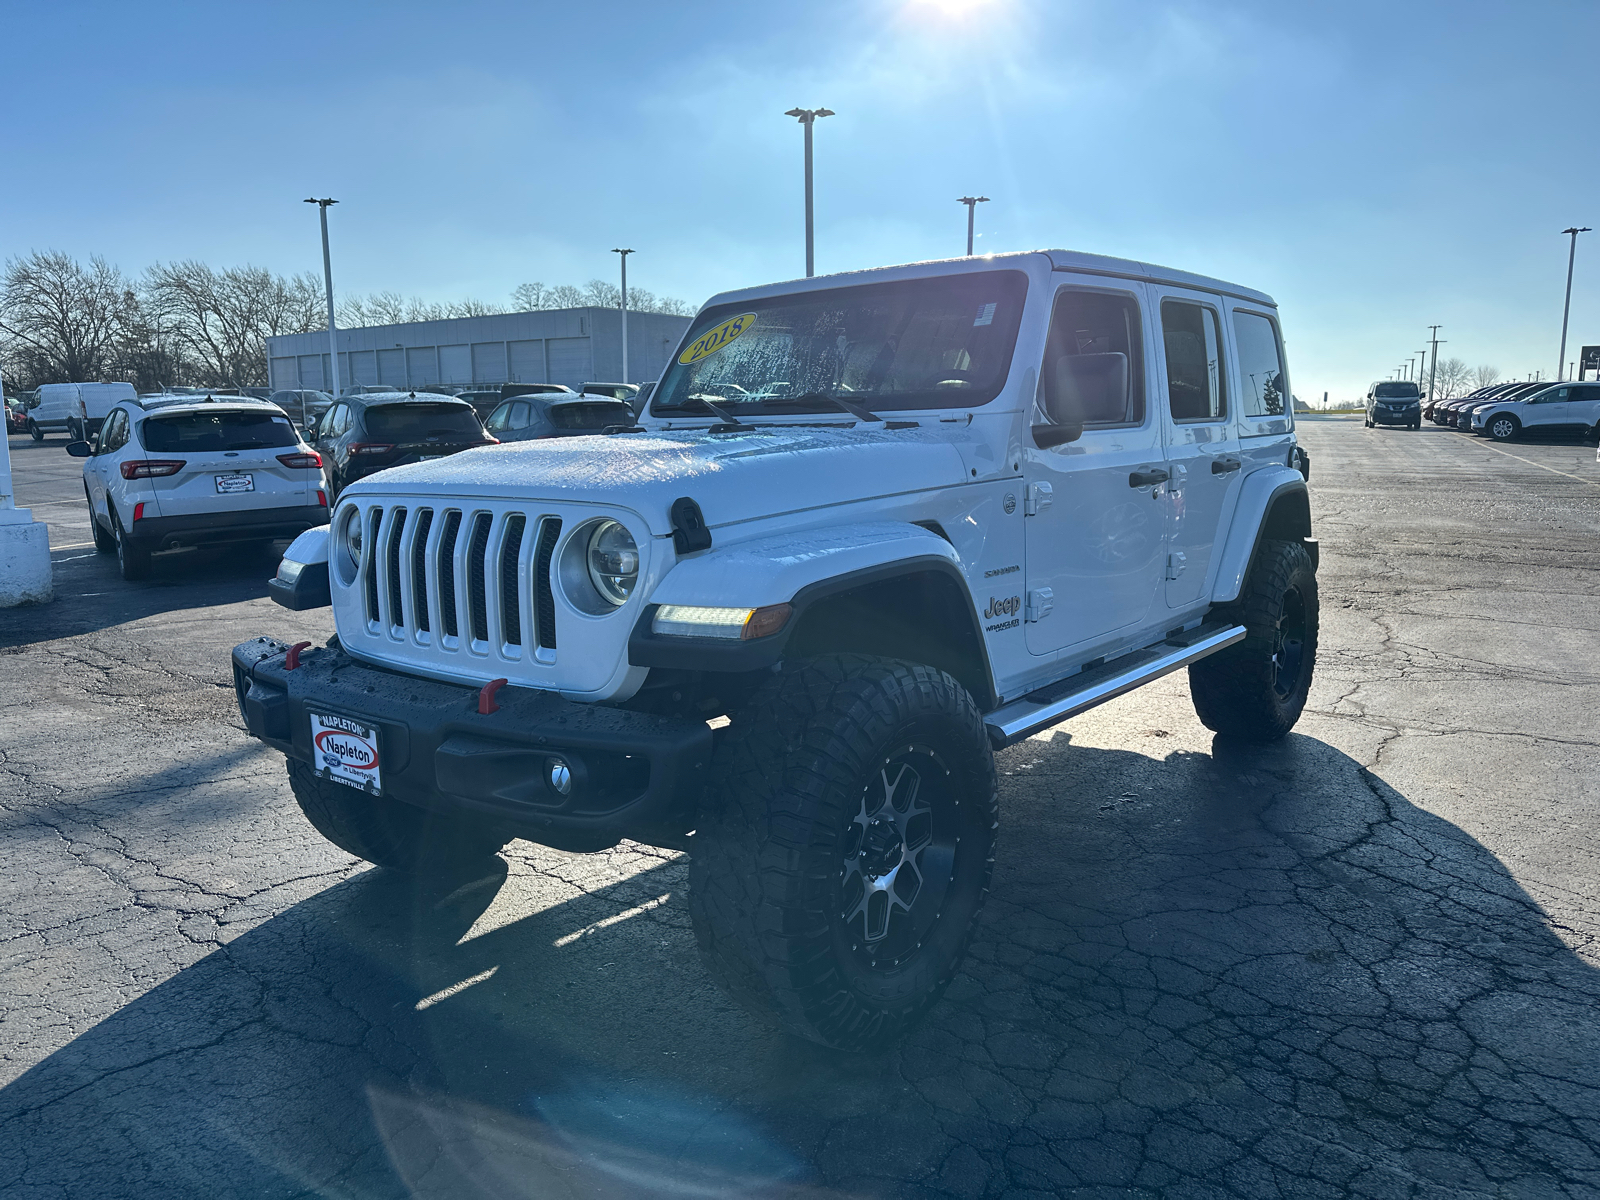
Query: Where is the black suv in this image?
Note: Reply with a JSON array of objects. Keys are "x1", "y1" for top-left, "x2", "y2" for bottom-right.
[
  {"x1": 311, "y1": 391, "x2": 496, "y2": 503},
  {"x1": 483, "y1": 392, "x2": 635, "y2": 443}
]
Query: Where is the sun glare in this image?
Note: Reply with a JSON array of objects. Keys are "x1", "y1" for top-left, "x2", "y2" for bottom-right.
[{"x1": 906, "y1": 0, "x2": 1001, "y2": 19}]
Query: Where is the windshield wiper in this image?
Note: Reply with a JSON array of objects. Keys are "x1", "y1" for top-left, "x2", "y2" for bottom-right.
[
  {"x1": 679, "y1": 395, "x2": 757, "y2": 431},
  {"x1": 763, "y1": 392, "x2": 884, "y2": 424}
]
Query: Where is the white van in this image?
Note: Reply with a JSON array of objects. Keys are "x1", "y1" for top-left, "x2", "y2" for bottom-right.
[{"x1": 27, "y1": 382, "x2": 137, "y2": 442}]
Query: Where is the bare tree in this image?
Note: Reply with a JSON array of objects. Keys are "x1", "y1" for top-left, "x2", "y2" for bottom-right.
[
  {"x1": 1, "y1": 251, "x2": 136, "y2": 384},
  {"x1": 1427, "y1": 356, "x2": 1472, "y2": 399},
  {"x1": 1470, "y1": 364, "x2": 1501, "y2": 391},
  {"x1": 145, "y1": 261, "x2": 324, "y2": 386}
]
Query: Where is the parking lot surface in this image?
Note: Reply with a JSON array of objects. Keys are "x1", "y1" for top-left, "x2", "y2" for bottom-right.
[{"x1": 3, "y1": 419, "x2": 1599, "y2": 1199}]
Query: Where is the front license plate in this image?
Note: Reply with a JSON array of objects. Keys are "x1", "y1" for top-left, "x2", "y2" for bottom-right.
[
  {"x1": 309, "y1": 711, "x2": 382, "y2": 793},
  {"x1": 215, "y1": 473, "x2": 255, "y2": 493}
]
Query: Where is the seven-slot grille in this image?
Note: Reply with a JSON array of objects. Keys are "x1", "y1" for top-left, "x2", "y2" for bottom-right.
[{"x1": 352, "y1": 503, "x2": 563, "y2": 659}]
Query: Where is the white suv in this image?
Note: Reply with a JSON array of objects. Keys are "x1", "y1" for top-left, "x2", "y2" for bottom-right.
[
  {"x1": 69, "y1": 396, "x2": 328, "y2": 580},
  {"x1": 234, "y1": 250, "x2": 1318, "y2": 1052},
  {"x1": 1472, "y1": 382, "x2": 1600, "y2": 442}
]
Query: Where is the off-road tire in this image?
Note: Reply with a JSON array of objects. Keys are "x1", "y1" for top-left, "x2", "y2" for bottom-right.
[
  {"x1": 113, "y1": 510, "x2": 151, "y2": 581},
  {"x1": 28, "y1": 420, "x2": 42, "y2": 442},
  {"x1": 86, "y1": 488, "x2": 115, "y2": 553},
  {"x1": 285, "y1": 757, "x2": 507, "y2": 875},
  {"x1": 1189, "y1": 540, "x2": 1318, "y2": 742},
  {"x1": 689, "y1": 655, "x2": 998, "y2": 1052},
  {"x1": 1487, "y1": 413, "x2": 1519, "y2": 442}
]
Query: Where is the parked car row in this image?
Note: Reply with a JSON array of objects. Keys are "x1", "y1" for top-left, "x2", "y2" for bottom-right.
[{"x1": 1420, "y1": 380, "x2": 1600, "y2": 441}]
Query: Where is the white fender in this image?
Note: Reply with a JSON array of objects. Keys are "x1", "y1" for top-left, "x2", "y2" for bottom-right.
[
  {"x1": 649, "y1": 521, "x2": 962, "y2": 608},
  {"x1": 282, "y1": 524, "x2": 330, "y2": 566},
  {"x1": 1211, "y1": 466, "x2": 1308, "y2": 603}
]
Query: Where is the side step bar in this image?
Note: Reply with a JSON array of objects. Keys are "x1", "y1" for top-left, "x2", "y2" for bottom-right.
[{"x1": 984, "y1": 622, "x2": 1246, "y2": 749}]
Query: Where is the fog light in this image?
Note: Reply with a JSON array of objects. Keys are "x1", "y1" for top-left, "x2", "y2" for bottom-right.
[{"x1": 547, "y1": 757, "x2": 572, "y2": 796}]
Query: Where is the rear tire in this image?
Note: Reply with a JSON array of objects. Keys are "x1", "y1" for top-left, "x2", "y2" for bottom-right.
[
  {"x1": 1487, "y1": 414, "x2": 1519, "y2": 442},
  {"x1": 689, "y1": 655, "x2": 998, "y2": 1052},
  {"x1": 27, "y1": 420, "x2": 42, "y2": 442},
  {"x1": 113, "y1": 510, "x2": 151, "y2": 581},
  {"x1": 285, "y1": 758, "x2": 507, "y2": 876},
  {"x1": 1189, "y1": 540, "x2": 1318, "y2": 743}
]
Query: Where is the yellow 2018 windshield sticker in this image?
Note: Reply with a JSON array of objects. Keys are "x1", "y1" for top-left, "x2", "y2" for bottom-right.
[{"x1": 678, "y1": 312, "x2": 757, "y2": 366}]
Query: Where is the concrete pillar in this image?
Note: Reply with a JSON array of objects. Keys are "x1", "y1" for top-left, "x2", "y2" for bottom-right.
[{"x1": 0, "y1": 419, "x2": 52, "y2": 606}]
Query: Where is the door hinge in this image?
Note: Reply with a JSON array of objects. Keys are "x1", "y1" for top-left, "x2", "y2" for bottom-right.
[
  {"x1": 1026, "y1": 587, "x2": 1054, "y2": 622},
  {"x1": 1165, "y1": 551, "x2": 1187, "y2": 580},
  {"x1": 1024, "y1": 481, "x2": 1053, "y2": 516}
]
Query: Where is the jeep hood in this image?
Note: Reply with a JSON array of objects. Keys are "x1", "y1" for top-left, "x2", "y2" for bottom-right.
[{"x1": 347, "y1": 426, "x2": 972, "y2": 536}]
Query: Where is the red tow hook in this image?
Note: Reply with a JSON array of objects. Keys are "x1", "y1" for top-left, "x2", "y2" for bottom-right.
[
  {"x1": 478, "y1": 678, "x2": 508, "y2": 714},
  {"x1": 285, "y1": 641, "x2": 313, "y2": 670}
]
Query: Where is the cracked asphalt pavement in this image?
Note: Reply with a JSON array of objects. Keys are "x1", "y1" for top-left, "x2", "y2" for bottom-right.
[{"x1": 2, "y1": 418, "x2": 1599, "y2": 1199}]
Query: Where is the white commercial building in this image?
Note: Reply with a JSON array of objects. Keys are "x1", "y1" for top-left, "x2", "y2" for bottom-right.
[{"x1": 265, "y1": 306, "x2": 694, "y2": 394}]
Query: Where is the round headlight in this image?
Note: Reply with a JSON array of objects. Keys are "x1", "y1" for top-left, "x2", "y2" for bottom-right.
[
  {"x1": 586, "y1": 520, "x2": 638, "y2": 606},
  {"x1": 336, "y1": 506, "x2": 363, "y2": 581}
]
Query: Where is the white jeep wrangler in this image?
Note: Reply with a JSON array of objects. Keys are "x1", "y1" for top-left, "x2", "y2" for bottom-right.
[{"x1": 234, "y1": 250, "x2": 1317, "y2": 1052}]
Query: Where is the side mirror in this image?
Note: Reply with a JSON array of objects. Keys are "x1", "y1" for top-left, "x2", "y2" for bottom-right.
[
  {"x1": 1032, "y1": 423, "x2": 1084, "y2": 448},
  {"x1": 1044, "y1": 351, "x2": 1128, "y2": 426},
  {"x1": 65, "y1": 440, "x2": 93, "y2": 458}
]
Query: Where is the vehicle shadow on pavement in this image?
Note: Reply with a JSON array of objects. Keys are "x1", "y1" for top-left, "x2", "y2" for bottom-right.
[
  {"x1": 3, "y1": 731, "x2": 1598, "y2": 1198},
  {"x1": 0, "y1": 545, "x2": 285, "y2": 650}
]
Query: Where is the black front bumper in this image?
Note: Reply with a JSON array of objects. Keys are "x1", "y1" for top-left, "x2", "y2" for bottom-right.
[
  {"x1": 231, "y1": 638, "x2": 713, "y2": 851},
  {"x1": 134, "y1": 504, "x2": 327, "y2": 550},
  {"x1": 1371, "y1": 407, "x2": 1418, "y2": 425}
]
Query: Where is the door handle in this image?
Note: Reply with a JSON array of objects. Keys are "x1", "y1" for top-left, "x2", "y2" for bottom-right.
[
  {"x1": 1211, "y1": 457, "x2": 1242, "y2": 474},
  {"x1": 1128, "y1": 467, "x2": 1170, "y2": 488}
]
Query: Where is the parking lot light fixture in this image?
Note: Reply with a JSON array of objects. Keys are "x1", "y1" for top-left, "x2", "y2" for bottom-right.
[
  {"x1": 958, "y1": 196, "x2": 990, "y2": 256},
  {"x1": 304, "y1": 198, "x2": 341, "y2": 398},
  {"x1": 612, "y1": 249, "x2": 634, "y2": 383},
  {"x1": 784, "y1": 108, "x2": 834, "y2": 277},
  {"x1": 1558, "y1": 227, "x2": 1590, "y2": 384}
]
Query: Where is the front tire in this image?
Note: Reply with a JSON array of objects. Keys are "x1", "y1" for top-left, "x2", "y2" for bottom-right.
[
  {"x1": 690, "y1": 656, "x2": 998, "y2": 1052},
  {"x1": 1487, "y1": 414, "x2": 1519, "y2": 441},
  {"x1": 86, "y1": 488, "x2": 115, "y2": 553},
  {"x1": 1189, "y1": 540, "x2": 1318, "y2": 742},
  {"x1": 285, "y1": 758, "x2": 507, "y2": 875}
]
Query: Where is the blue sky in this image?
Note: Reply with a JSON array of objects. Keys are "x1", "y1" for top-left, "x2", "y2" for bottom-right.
[{"x1": 2, "y1": 0, "x2": 1595, "y2": 400}]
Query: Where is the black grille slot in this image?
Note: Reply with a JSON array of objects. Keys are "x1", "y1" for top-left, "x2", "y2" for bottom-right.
[
  {"x1": 535, "y1": 517, "x2": 562, "y2": 649},
  {"x1": 467, "y1": 513, "x2": 492, "y2": 643},
  {"x1": 385, "y1": 508, "x2": 406, "y2": 628},
  {"x1": 437, "y1": 511, "x2": 461, "y2": 638},
  {"x1": 410, "y1": 508, "x2": 433, "y2": 633},
  {"x1": 500, "y1": 514, "x2": 526, "y2": 646},
  {"x1": 363, "y1": 507, "x2": 383, "y2": 623}
]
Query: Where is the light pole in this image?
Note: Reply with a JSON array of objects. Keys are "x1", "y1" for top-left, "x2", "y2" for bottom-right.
[
  {"x1": 784, "y1": 107, "x2": 834, "y2": 277},
  {"x1": 1558, "y1": 226, "x2": 1590, "y2": 384},
  {"x1": 612, "y1": 248, "x2": 634, "y2": 383},
  {"x1": 1426, "y1": 326, "x2": 1445, "y2": 403},
  {"x1": 304, "y1": 198, "x2": 341, "y2": 399},
  {"x1": 957, "y1": 196, "x2": 990, "y2": 256},
  {"x1": 1416, "y1": 351, "x2": 1428, "y2": 387}
]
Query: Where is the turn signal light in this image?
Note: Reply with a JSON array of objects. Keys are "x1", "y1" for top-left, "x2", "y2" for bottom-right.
[
  {"x1": 348, "y1": 443, "x2": 394, "y2": 456},
  {"x1": 277, "y1": 451, "x2": 322, "y2": 469},
  {"x1": 120, "y1": 459, "x2": 185, "y2": 479}
]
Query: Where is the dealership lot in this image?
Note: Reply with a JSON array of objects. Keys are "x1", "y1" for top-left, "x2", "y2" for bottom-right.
[{"x1": 2, "y1": 418, "x2": 1599, "y2": 1197}]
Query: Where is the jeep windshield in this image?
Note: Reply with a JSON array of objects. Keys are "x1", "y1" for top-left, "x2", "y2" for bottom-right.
[
  {"x1": 652, "y1": 270, "x2": 1028, "y2": 417},
  {"x1": 1374, "y1": 383, "x2": 1420, "y2": 399}
]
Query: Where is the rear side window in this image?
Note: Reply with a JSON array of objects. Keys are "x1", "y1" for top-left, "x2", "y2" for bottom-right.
[
  {"x1": 1161, "y1": 301, "x2": 1226, "y2": 422},
  {"x1": 549, "y1": 401, "x2": 632, "y2": 430},
  {"x1": 1232, "y1": 311, "x2": 1287, "y2": 418},
  {"x1": 141, "y1": 411, "x2": 298, "y2": 452},
  {"x1": 363, "y1": 403, "x2": 482, "y2": 441},
  {"x1": 1041, "y1": 289, "x2": 1146, "y2": 426}
]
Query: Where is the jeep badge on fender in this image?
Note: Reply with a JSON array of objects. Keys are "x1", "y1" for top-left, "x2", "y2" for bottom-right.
[{"x1": 234, "y1": 249, "x2": 1318, "y2": 1054}]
